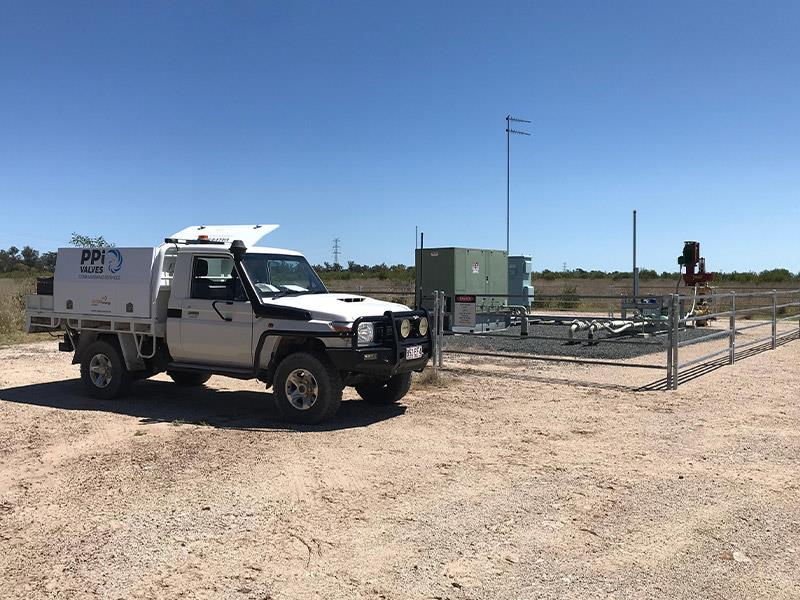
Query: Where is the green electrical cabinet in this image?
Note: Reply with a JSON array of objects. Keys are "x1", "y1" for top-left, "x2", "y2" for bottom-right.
[{"x1": 415, "y1": 247, "x2": 508, "y2": 311}]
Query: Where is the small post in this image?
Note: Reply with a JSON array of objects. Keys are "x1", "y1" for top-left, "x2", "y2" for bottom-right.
[
  {"x1": 729, "y1": 291, "x2": 736, "y2": 365},
  {"x1": 666, "y1": 295, "x2": 674, "y2": 389},
  {"x1": 672, "y1": 294, "x2": 680, "y2": 390},
  {"x1": 771, "y1": 289, "x2": 777, "y2": 350}
]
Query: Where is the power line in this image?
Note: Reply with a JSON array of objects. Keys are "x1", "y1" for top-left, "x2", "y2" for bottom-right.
[{"x1": 332, "y1": 237, "x2": 341, "y2": 266}]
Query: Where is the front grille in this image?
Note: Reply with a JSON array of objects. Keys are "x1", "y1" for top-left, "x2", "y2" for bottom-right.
[{"x1": 374, "y1": 321, "x2": 394, "y2": 344}]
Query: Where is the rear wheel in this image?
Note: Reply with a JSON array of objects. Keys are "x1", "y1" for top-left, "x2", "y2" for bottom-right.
[
  {"x1": 168, "y1": 371, "x2": 212, "y2": 386},
  {"x1": 80, "y1": 340, "x2": 131, "y2": 400},
  {"x1": 355, "y1": 372, "x2": 412, "y2": 404},
  {"x1": 273, "y1": 352, "x2": 342, "y2": 424}
]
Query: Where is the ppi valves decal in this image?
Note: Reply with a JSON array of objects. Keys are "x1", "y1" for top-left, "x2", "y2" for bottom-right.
[
  {"x1": 78, "y1": 248, "x2": 123, "y2": 279},
  {"x1": 107, "y1": 249, "x2": 123, "y2": 273}
]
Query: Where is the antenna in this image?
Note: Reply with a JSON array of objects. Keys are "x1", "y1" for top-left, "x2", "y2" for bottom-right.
[
  {"x1": 332, "y1": 237, "x2": 341, "y2": 267},
  {"x1": 506, "y1": 115, "x2": 532, "y2": 256}
]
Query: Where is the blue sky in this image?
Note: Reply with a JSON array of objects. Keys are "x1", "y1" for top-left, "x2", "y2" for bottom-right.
[{"x1": 1, "y1": 1, "x2": 798, "y2": 272}]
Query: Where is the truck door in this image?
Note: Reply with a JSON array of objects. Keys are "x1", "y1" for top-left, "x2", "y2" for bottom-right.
[{"x1": 174, "y1": 255, "x2": 253, "y2": 367}]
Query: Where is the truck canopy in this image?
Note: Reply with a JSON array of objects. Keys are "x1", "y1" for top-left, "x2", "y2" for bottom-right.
[{"x1": 168, "y1": 224, "x2": 278, "y2": 247}]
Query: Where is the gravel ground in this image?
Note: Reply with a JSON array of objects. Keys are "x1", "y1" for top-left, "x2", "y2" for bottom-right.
[
  {"x1": 445, "y1": 322, "x2": 715, "y2": 360},
  {"x1": 1, "y1": 338, "x2": 799, "y2": 599}
]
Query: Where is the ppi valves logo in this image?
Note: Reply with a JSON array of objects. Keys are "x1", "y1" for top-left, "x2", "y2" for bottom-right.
[
  {"x1": 79, "y1": 248, "x2": 123, "y2": 279},
  {"x1": 107, "y1": 249, "x2": 123, "y2": 273}
]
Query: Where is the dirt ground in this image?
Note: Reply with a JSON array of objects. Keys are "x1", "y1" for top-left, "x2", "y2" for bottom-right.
[{"x1": 1, "y1": 338, "x2": 799, "y2": 600}]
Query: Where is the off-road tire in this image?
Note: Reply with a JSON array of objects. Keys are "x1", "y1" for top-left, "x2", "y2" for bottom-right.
[
  {"x1": 80, "y1": 339, "x2": 131, "y2": 400},
  {"x1": 273, "y1": 352, "x2": 343, "y2": 424},
  {"x1": 168, "y1": 371, "x2": 212, "y2": 387},
  {"x1": 355, "y1": 372, "x2": 412, "y2": 405}
]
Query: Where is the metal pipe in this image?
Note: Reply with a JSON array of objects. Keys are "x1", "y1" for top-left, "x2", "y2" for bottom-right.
[
  {"x1": 438, "y1": 291, "x2": 445, "y2": 368},
  {"x1": 729, "y1": 292, "x2": 736, "y2": 365},
  {"x1": 772, "y1": 290, "x2": 777, "y2": 350},
  {"x1": 735, "y1": 320, "x2": 773, "y2": 333},
  {"x1": 672, "y1": 294, "x2": 680, "y2": 389},
  {"x1": 506, "y1": 117, "x2": 510, "y2": 255},
  {"x1": 678, "y1": 346, "x2": 732, "y2": 370},
  {"x1": 733, "y1": 333, "x2": 777, "y2": 352},
  {"x1": 417, "y1": 232, "x2": 424, "y2": 310},
  {"x1": 666, "y1": 298, "x2": 674, "y2": 388},
  {"x1": 431, "y1": 291, "x2": 438, "y2": 370},
  {"x1": 443, "y1": 349, "x2": 664, "y2": 370},
  {"x1": 633, "y1": 209, "x2": 639, "y2": 298},
  {"x1": 677, "y1": 329, "x2": 731, "y2": 348}
]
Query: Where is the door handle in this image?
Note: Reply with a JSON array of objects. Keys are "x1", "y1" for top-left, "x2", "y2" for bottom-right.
[
  {"x1": 212, "y1": 301, "x2": 233, "y2": 322},
  {"x1": 187, "y1": 310, "x2": 199, "y2": 317}
]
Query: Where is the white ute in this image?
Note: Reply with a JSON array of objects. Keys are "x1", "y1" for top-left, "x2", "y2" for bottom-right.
[{"x1": 26, "y1": 225, "x2": 432, "y2": 424}]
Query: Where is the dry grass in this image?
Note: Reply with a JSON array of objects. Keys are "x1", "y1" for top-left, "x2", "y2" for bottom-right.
[
  {"x1": 414, "y1": 366, "x2": 453, "y2": 388},
  {"x1": 0, "y1": 278, "x2": 45, "y2": 346}
]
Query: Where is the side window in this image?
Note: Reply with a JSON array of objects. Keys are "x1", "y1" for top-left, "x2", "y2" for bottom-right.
[{"x1": 190, "y1": 256, "x2": 235, "y2": 300}]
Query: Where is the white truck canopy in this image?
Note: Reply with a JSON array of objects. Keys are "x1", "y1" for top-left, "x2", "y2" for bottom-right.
[{"x1": 168, "y1": 224, "x2": 278, "y2": 247}]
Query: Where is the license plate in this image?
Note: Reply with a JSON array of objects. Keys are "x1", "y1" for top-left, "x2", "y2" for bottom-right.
[{"x1": 405, "y1": 345, "x2": 423, "y2": 360}]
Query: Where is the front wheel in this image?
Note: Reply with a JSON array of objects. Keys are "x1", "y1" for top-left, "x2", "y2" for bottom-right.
[
  {"x1": 355, "y1": 372, "x2": 412, "y2": 405},
  {"x1": 273, "y1": 352, "x2": 342, "y2": 424},
  {"x1": 80, "y1": 339, "x2": 131, "y2": 400}
]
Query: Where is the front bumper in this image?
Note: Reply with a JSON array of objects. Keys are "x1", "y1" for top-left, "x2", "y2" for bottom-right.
[{"x1": 327, "y1": 310, "x2": 432, "y2": 377}]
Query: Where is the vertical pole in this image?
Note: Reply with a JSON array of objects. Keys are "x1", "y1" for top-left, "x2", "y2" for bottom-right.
[
  {"x1": 438, "y1": 294, "x2": 445, "y2": 368},
  {"x1": 417, "y1": 233, "x2": 424, "y2": 311},
  {"x1": 729, "y1": 291, "x2": 736, "y2": 365},
  {"x1": 632, "y1": 210, "x2": 639, "y2": 298},
  {"x1": 506, "y1": 116, "x2": 510, "y2": 256},
  {"x1": 666, "y1": 295, "x2": 674, "y2": 389},
  {"x1": 772, "y1": 289, "x2": 777, "y2": 350},
  {"x1": 431, "y1": 291, "x2": 439, "y2": 370},
  {"x1": 672, "y1": 294, "x2": 680, "y2": 390}
]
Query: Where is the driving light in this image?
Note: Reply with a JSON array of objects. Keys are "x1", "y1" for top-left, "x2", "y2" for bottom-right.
[
  {"x1": 399, "y1": 319, "x2": 411, "y2": 338},
  {"x1": 418, "y1": 316, "x2": 429, "y2": 336},
  {"x1": 357, "y1": 322, "x2": 375, "y2": 345}
]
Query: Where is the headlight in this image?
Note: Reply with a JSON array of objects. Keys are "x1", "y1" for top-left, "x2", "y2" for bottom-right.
[
  {"x1": 399, "y1": 318, "x2": 411, "y2": 338},
  {"x1": 357, "y1": 322, "x2": 375, "y2": 345},
  {"x1": 418, "y1": 316, "x2": 429, "y2": 336}
]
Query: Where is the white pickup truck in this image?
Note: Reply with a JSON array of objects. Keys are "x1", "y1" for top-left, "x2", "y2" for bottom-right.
[{"x1": 26, "y1": 225, "x2": 431, "y2": 424}]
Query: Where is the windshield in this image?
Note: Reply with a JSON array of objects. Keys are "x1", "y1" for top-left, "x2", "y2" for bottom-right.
[{"x1": 242, "y1": 253, "x2": 327, "y2": 297}]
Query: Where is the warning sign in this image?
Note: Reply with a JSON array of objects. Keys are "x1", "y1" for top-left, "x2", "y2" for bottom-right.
[
  {"x1": 472, "y1": 261, "x2": 480, "y2": 274},
  {"x1": 454, "y1": 294, "x2": 477, "y2": 328}
]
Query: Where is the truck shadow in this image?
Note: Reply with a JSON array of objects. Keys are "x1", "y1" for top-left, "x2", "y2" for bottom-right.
[{"x1": 0, "y1": 379, "x2": 406, "y2": 432}]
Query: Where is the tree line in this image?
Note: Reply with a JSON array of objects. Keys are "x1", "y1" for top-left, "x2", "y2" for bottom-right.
[
  {"x1": 536, "y1": 267, "x2": 800, "y2": 284},
  {"x1": 1, "y1": 238, "x2": 798, "y2": 285},
  {"x1": 0, "y1": 233, "x2": 113, "y2": 274},
  {"x1": 314, "y1": 261, "x2": 414, "y2": 282}
]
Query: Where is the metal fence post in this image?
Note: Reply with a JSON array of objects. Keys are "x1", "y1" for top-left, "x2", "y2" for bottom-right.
[
  {"x1": 729, "y1": 291, "x2": 736, "y2": 365},
  {"x1": 431, "y1": 291, "x2": 439, "y2": 370},
  {"x1": 438, "y1": 293, "x2": 445, "y2": 368},
  {"x1": 666, "y1": 295, "x2": 674, "y2": 389},
  {"x1": 772, "y1": 289, "x2": 777, "y2": 350},
  {"x1": 672, "y1": 294, "x2": 680, "y2": 390}
]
